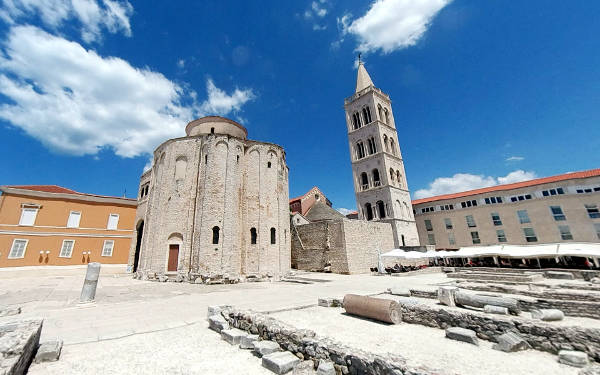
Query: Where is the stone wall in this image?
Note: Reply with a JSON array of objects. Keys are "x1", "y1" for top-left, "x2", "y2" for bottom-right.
[
  {"x1": 291, "y1": 219, "x2": 396, "y2": 274},
  {"x1": 223, "y1": 308, "x2": 447, "y2": 375},
  {"x1": 398, "y1": 301, "x2": 600, "y2": 361},
  {"x1": 458, "y1": 282, "x2": 600, "y2": 303},
  {"x1": 0, "y1": 319, "x2": 43, "y2": 375}
]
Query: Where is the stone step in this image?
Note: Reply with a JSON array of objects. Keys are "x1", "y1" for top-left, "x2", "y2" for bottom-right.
[
  {"x1": 221, "y1": 328, "x2": 247, "y2": 345},
  {"x1": 445, "y1": 327, "x2": 478, "y2": 345},
  {"x1": 208, "y1": 315, "x2": 228, "y2": 333},
  {"x1": 558, "y1": 350, "x2": 588, "y2": 368},
  {"x1": 254, "y1": 340, "x2": 281, "y2": 357},
  {"x1": 262, "y1": 351, "x2": 301, "y2": 374}
]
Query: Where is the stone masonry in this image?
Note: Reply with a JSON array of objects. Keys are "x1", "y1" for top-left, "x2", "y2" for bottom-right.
[{"x1": 129, "y1": 116, "x2": 291, "y2": 282}]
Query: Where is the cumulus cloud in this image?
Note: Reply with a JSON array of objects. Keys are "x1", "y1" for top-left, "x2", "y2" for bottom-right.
[
  {"x1": 414, "y1": 170, "x2": 538, "y2": 199},
  {"x1": 303, "y1": 0, "x2": 328, "y2": 31},
  {"x1": 341, "y1": 0, "x2": 452, "y2": 54},
  {"x1": 1, "y1": 0, "x2": 133, "y2": 43},
  {"x1": 0, "y1": 26, "x2": 255, "y2": 158},
  {"x1": 336, "y1": 208, "x2": 356, "y2": 216},
  {"x1": 505, "y1": 156, "x2": 524, "y2": 162}
]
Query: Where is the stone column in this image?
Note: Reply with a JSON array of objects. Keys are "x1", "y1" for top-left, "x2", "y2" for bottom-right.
[{"x1": 80, "y1": 262, "x2": 101, "y2": 303}]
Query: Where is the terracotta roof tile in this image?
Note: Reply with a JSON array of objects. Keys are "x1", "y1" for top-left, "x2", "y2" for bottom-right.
[
  {"x1": 2, "y1": 185, "x2": 136, "y2": 201},
  {"x1": 412, "y1": 168, "x2": 600, "y2": 205}
]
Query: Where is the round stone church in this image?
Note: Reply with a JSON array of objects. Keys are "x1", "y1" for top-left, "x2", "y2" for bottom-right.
[{"x1": 129, "y1": 116, "x2": 291, "y2": 283}]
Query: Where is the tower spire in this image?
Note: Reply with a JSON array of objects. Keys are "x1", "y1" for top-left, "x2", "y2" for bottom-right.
[{"x1": 355, "y1": 58, "x2": 374, "y2": 93}]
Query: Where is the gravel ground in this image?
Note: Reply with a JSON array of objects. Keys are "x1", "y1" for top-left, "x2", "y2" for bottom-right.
[
  {"x1": 28, "y1": 322, "x2": 271, "y2": 375},
  {"x1": 272, "y1": 307, "x2": 581, "y2": 375}
]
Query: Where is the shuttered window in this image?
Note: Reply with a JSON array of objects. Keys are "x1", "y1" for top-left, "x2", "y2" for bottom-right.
[
  {"x1": 107, "y1": 214, "x2": 119, "y2": 230},
  {"x1": 19, "y1": 208, "x2": 38, "y2": 226},
  {"x1": 67, "y1": 211, "x2": 81, "y2": 228}
]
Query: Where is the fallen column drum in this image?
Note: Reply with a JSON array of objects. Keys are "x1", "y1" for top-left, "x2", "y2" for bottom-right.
[{"x1": 343, "y1": 294, "x2": 401, "y2": 324}]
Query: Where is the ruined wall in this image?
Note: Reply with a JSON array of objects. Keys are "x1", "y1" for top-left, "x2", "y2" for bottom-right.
[{"x1": 343, "y1": 219, "x2": 395, "y2": 274}]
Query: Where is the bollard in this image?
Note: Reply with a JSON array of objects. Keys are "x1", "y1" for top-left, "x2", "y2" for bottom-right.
[{"x1": 80, "y1": 262, "x2": 101, "y2": 303}]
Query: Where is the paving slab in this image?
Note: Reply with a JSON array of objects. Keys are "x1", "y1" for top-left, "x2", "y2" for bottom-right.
[
  {"x1": 221, "y1": 328, "x2": 247, "y2": 345},
  {"x1": 254, "y1": 340, "x2": 281, "y2": 357},
  {"x1": 262, "y1": 351, "x2": 300, "y2": 374}
]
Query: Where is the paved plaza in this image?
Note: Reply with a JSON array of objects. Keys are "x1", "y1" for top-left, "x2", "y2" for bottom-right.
[{"x1": 0, "y1": 268, "x2": 442, "y2": 374}]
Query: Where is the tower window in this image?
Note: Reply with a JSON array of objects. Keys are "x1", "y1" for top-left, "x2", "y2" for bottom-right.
[
  {"x1": 389, "y1": 138, "x2": 396, "y2": 155},
  {"x1": 270, "y1": 227, "x2": 276, "y2": 244},
  {"x1": 365, "y1": 203, "x2": 373, "y2": 221},
  {"x1": 250, "y1": 227, "x2": 257, "y2": 244},
  {"x1": 267, "y1": 162, "x2": 271, "y2": 168},
  {"x1": 236, "y1": 155, "x2": 239, "y2": 163},
  {"x1": 210, "y1": 127, "x2": 215, "y2": 134},
  {"x1": 389, "y1": 168, "x2": 395, "y2": 181},
  {"x1": 372, "y1": 169, "x2": 380, "y2": 187},
  {"x1": 378, "y1": 104, "x2": 383, "y2": 122},
  {"x1": 356, "y1": 141, "x2": 366, "y2": 159},
  {"x1": 212, "y1": 226, "x2": 220, "y2": 244},
  {"x1": 384, "y1": 108, "x2": 389, "y2": 124},
  {"x1": 205, "y1": 154, "x2": 208, "y2": 164},
  {"x1": 377, "y1": 200, "x2": 386, "y2": 219},
  {"x1": 367, "y1": 137, "x2": 377, "y2": 154},
  {"x1": 362, "y1": 107, "x2": 372, "y2": 124},
  {"x1": 360, "y1": 172, "x2": 369, "y2": 190}
]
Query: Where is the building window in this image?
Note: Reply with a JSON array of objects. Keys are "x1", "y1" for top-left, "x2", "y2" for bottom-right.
[
  {"x1": 372, "y1": 169, "x2": 381, "y2": 187},
  {"x1": 67, "y1": 211, "x2": 82, "y2": 228},
  {"x1": 389, "y1": 138, "x2": 396, "y2": 155},
  {"x1": 424, "y1": 219, "x2": 433, "y2": 231},
  {"x1": 595, "y1": 223, "x2": 600, "y2": 240},
  {"x1": 427, "y1": 233, "x2": 436, "y2": 245},
  {"x1": 517, "y1": 210, "x2": 531, "y2": 224},
  {"x1": 362, "y1": 107, "x2": 372, "y2": 124},
  {"x1": 444, "y1": 218, "x2": 453, "y2": 229},
  {"x1": 389, "y1": 168, "x2": 395, "y2": 182},
  {"x1": 550, "y1": 206, "x2": 566, "y2": 221},
  {"x1": 470, "y1": 231, "x2": 481, "y2": 244},
  {"x1": 491, "y1": 212, "x2": 502, "y2": 226},
  {"x1": 107, "y1": 214, "x2": 120, "y2": 230},
  {"x1": 250, "y1": 228, "x2": 257, "y2": 244},
  {"x1": 205, "y1": 154, "x2": 208, "y2": 164},
  {"x1": 210, "y1": 127, "x2": 215, "y2": 134},
  {"x1": 212, "y1": 226, "x2": 220, "y2": 244},
  {"x1": 460, "y1": 200, "x2": 478, "y2": 208},
  {"x1": 542, "y1": 188, "x2": 564, "y2": 196},
  {"x1": 440, "y1": 204, "x2": 454, "y2": 211},
  {"x1": 19, "y1": 207, "x2": 38, "y2": 226},
  {"x1": 8, "y1": 239, "x2": 28, "y2": 259},
  {"x1": 367, "y1": 137, "x2": 377, "y2": 154},
  {"x1": 59, "y1": 240, "x2": 75, "y2": 258},
  {"x1": 356, "y1": 141, "x2": 366, "y2": 159},
  {"x1": 585, "y1": 204, "x2": 600, "y2": 219},
  {"x1": 384, "y1": 108, "x2": 389, "y2": 124},
  {"x1": 102, "y1": 240, "x2": 115, "y2": 256},
  {"x1": 523, "y1": 227, "x2": 538, "y2": 242},
  {"x1": 270, "y1": 227, "x2": 276, "y2": 244},
  {"x1": 511, "y1": 194, "x2": 533, "y2": 202},
  {"x1": 558, "y1": 225, "x2": 573, "y2": 240},
  {"x1": 376, "y1": 200, "x2": 386, "y2": 219},
  {"x1": 466, "y1": 215, "x2": 476, "y2": 228},
  {"x1": 175, "y1": 156, "x2": 187, "y2": 181},
  {"x1": 360, "y1": 172, "x2": 369, "y2": 190},
  {"x1": 365, "y1": 203, "x2": 373, "y2": 221},
  {"x1": 448, "y1": 232, "x2": 456, "y2": 245},
  {"x1": 496, "y1": 230, "x2": 507, "y2": 243},
  {"x1": 484, "y1": 196, "x2": 503, "y2": 204}
]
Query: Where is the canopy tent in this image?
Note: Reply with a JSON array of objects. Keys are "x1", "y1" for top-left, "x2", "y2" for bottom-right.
[{"x1": 379, "y1": 243, "x2": 600, "y2": 260}]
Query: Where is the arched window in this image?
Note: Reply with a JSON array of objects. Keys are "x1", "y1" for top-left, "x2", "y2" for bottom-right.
[
  {"x1": 270, "y1": 227, "x2": 276, "y2": 244},
  {"x1": 362, "y1": 107, "x2": 372, "y2": 124},
  {"x1": 236, "y1": 155, "x2": 239, "y2": 163},
  {"x1": 377, "y1": 201, "x2": 386, "y2": 219},
  {"x1": 389, "y1": 138, "x2": 396, "y2": 155},
  {"x1": 396, "y1": 171, "x2": 402, "y2": 188},
  {"x1": 396, "y1": 200, "x2": 403, "y2": 217},
  {"x1": 210, "y1": 127, "x2": 215, "y2": 134},
  {"x1": 212, "y1": 226, "x2": 220, "y2": 244},
  {"x1": 383, "y1": 135, "x2": 389, "y2": 152},
  {"x1": 360, "y1": 172, "x2": 369, "y2": 190},
  {"x1": 365, "y1": 106, "x2": 372, "y2": 123},
  {"x1": 354, "y1": 112, "x2": 362, "y2": 128},
  {"x1": 378, "y1": 104, "x2": 383, "y2": 122},
  {"x1": 384, "y1": 108, "x2": 389, "y2": 124},
  {"x1": 365, "y1": 203, "x2": 373, "y2": 221},
  {"x1": 372, "y1": 169, "x2": 381, "y2": 187},
  {"x1": 250, "y1": 228, "x2": 257, "y2": 244},
  {"x1": 401, "y1": 235, "x2": 406, "y2": 247},
  {"x1": 367, "y1": 137, "x2": 376, "y2": 154},
  {"x1": 267, "y1": 162, "x2": 272, "y2": 168},
  {"x1": 356, "y1": 141, "x2": 365, "y2": 159},
  {"x1": 352, "y1": 113, "x2": 359, "y2": 130},
  {"x1": 205, "y1": 154, "x2": 208, "y2": 164},
  {"x1": 389, "y1": 168, "x2": 395, "y2": 182}
]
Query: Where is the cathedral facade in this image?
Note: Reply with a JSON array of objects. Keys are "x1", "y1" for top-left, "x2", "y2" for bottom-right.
[
  {"x1": 129, "y1": 116, "x2": 291, "y2": 282},
  {"x1": 344, "y1": 62, "x2": 420, "y2": 248}
]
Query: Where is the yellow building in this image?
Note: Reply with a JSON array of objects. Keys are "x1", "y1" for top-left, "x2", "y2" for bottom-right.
[{"x1": 0, "y1": 185, "x2": 136, "y2": 268}]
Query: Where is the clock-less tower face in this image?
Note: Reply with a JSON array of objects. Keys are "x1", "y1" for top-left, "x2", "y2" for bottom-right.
[{"x1": 344, "y1": 61, "x2": 420, "y2": 248}]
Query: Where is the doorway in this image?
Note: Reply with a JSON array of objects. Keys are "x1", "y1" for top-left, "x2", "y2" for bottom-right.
[
  {"x1": 133, "y1": 220, "x2": 144, "y2": 272},
  {"x1": 168, "y1": 244, "x2": 179, "y2": 272}
]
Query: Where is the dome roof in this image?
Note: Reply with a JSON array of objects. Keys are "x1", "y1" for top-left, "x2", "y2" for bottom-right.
[
  {"x1": 305, "y1": 201, "x2": 346, "y2": 222},
  {"x1": 185, "y1": 116, "x2": 248, "y2": 139}
]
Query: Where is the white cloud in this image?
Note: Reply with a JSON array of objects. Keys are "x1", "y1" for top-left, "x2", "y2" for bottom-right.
[
  {"x1": 336, "y1": 208, "x2": 356, "y2": 216},
  {"x1": 311, "y1": 1, "x2": 327, "y2": 17},
  {"x1": 313, "y1": 24, "x2": 327, "y2": 31},
  {"x1": 414, "y1": 170, "x2": 538, "y2": 199},
  {"x1": 304, "y1": 0, "x2": 328, "y2": 30},
  {"x1": 177, "y1": 59, "x2": 185, "y2": 68},
  {"x1": 505, "y1": 156, "x2": 524, "y2": 162},
  {"x1": 198, "y1": 79, "x2": 255, "y2": 116},
  {"x1": 0, "y1": 26, "x2": 255, "y2": 158},
  {"x1": 1, "y1": 0, "x2": 133, "y2": 43},
  {"x1": 341, "y1": 0, "x2": 452, "y2": 54}
]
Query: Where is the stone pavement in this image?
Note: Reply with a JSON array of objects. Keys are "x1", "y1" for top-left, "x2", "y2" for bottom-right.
[{"x1": 0, "y1": 268, "x2": 446, "y2": 374}]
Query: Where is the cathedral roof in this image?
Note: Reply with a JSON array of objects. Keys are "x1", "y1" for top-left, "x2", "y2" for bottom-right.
[
  {"x1": 355, "y1": 61, "x2": 374, "y2": 93},
  {"x1": 304, "y1": 201, "x2": 345, "y2": 222}
]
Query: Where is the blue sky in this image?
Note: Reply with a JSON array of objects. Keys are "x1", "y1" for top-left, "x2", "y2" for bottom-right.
[{"x1": 0, "y1": 0, "x2": 599, "y2": 214}]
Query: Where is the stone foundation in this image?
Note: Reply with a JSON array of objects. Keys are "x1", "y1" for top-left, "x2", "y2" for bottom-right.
[
  {"x1": 222, "y1": 308, "x2": 447, "y2": 375},
  {"x1": 397, "y1": 301, "x2": 600, "y2": 361},
  {"x1": 132, "y1": 270, "x2": 278, "y2": 284},
  {"x1": 0, "y1": 319, "x2": 43, "y2": 375}
]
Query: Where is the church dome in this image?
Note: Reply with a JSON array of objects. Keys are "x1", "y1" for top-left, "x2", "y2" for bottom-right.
[{"x1": 185, "y1": 116, "x2": 248, "y2": 139}]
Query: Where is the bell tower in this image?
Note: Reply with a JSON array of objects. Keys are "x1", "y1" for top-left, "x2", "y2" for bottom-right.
[{"x1": 344, "y1": 60, "x2": 420, "y2": 247}]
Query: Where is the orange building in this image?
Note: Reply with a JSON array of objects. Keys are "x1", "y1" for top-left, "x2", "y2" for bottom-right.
[
  {"x1": 0, "y1": 185, "x2": 136, "y2": 268},
  {"x1": 289, "y1": 187, "x2": 332, "y2": 216}
]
